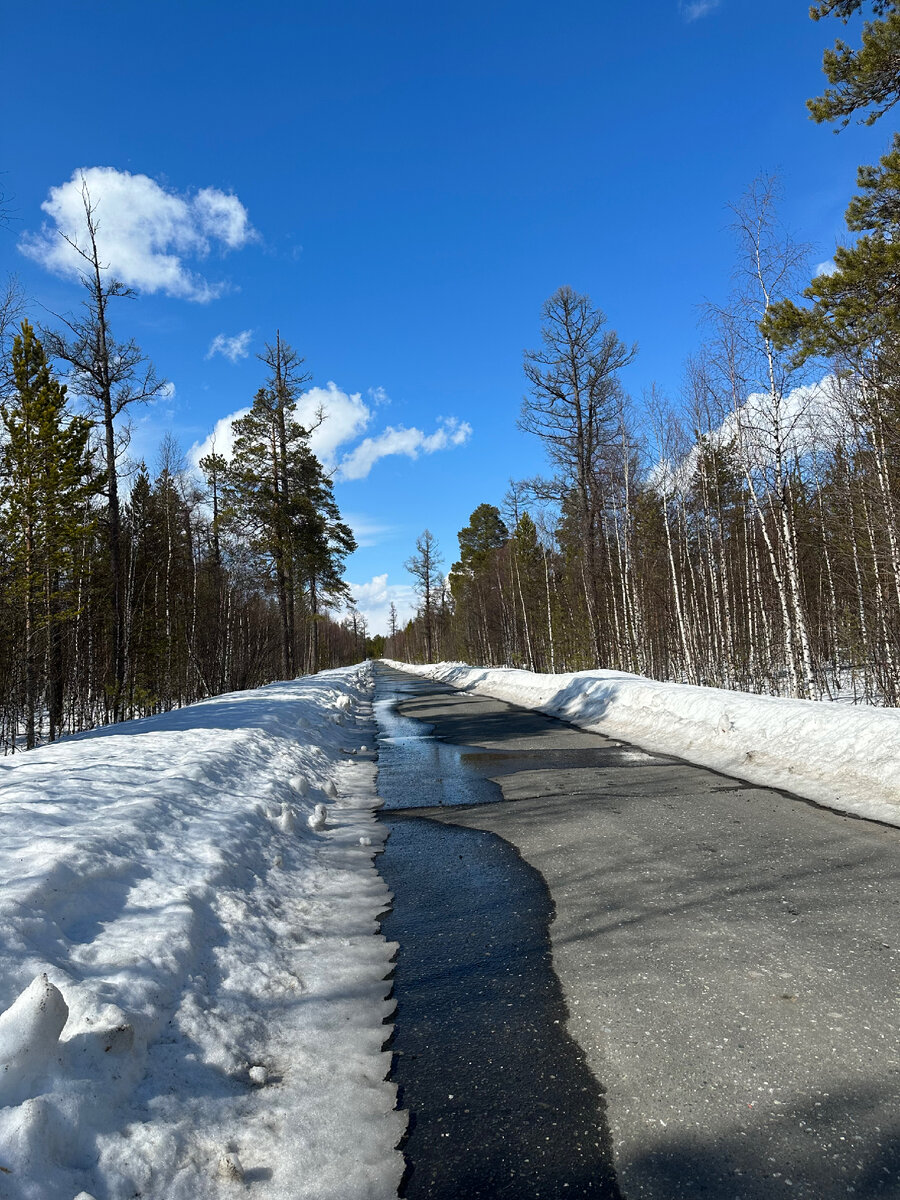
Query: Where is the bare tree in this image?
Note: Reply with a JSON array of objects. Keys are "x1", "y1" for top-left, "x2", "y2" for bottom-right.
[
  {"x1": 41, "y1": 179, "x2": 167, "y2": 720},
  {"x1": 519, "y1": 286, "x2": 636, "y2": 664},
  {"x1": 0, "y1": 276, "x2": 26, "y2": 401},
  {"x1": 405, "y1": 530, "x2": 443, "y2": 663}
]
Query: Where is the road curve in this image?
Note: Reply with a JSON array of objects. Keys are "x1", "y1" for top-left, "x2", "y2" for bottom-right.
[{"x1": 377, "y1": 664, "x2": 900, "y2": 1200}]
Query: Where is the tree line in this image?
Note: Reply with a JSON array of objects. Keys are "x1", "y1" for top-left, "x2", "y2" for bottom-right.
[
  {"x1": 390, "y1": 2, "x2": 900, "y2": 706},
  {"x1": 0, "y1": 187, "x2": 359, "y2": 752}
]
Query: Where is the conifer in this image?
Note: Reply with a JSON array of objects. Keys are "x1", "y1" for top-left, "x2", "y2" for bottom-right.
[
  {"x1": 808, "y1": 1, "x2": 900, "y2": 128},
  {"x1": 0, "y1": 322, "x2": 100, "y2": 745}
]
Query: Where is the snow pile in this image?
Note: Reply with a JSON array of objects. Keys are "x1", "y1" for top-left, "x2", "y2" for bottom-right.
[
  {"x1": 384, "y1": 659, "x2": 900, "y2": 826},
  {"x1": 0, "y1": 663, "x2": 404, "y2": 1199}
]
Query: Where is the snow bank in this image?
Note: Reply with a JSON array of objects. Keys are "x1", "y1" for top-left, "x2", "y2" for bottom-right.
[
  {"x1": 384, "y1": 659, "x2": 900, "y2": 827},
  {"x1": 0, "y1": 663, "x2": 404, "y2": 1199}
]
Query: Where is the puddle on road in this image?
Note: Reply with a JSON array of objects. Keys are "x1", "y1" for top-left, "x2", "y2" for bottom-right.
[
  {"x1": 375, "y1": 677, "x2": 668, "y2": 813},
  {"x1": 374, "y1": 684, "x2": 501, "y2": 809},
  {"x1": 375, "y1": 667, "x2": 621, "y2": 1199}
]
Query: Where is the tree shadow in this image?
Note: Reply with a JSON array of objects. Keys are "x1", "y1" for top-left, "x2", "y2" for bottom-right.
[{"x1": 622, "y1": 1083, "x2": 900, "y2": 1198}]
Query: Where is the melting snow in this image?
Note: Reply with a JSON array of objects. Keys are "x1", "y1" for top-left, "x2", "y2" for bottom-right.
[{"x1": 0, "y1": 662, "x2": 404, "y2": 1199}]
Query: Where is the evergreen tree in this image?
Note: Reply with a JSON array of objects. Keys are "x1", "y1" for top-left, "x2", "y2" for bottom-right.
[
  {"x1": 224, "y1": 337, "x2": 356, "y2": 677},
  {"x1": 123, "y1": 465, "x2": 164, "y2": 714},
  {"x1": 808, "y1": 1, "x2": 900, "y2": 127},
  {"x1": 226, "y1": 386, "x2": 306, "y2": 677},
  {"x1": 451, "y1": 504, "x2": 509, "y2": 580},
  {"x1": 448, "y1": 504, "x2": 510, "y2": 664},
  {"x1": 0, "y1": 322, "x2": 100, "y2": 745},
  {"x1": 289, "y1": 444, "x2": 356, "y2": 673},
  {"x1": 764, "y1": 135, "x2": 900, "y2": 368},
  {"x1": 197, "y1": 451, "x2": 229, "y2": 690},
  {"x1": 198, "y1": 451, "x2": 228, "y2": 571}
]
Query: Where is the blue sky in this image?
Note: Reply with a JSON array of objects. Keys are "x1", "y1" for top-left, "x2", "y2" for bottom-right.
[{"x1": 1, "y1": 0, "x2": 888, "y2": 632}]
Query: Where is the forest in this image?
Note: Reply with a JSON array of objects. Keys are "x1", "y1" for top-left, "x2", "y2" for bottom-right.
[
  {"x1": 387, "y1": 3, "x2": 900, "y2": 707},
  {"x1": 2, "y1": 0, "x2": 899, "y2": 751},
  {"x1": 0, "y1": 188, "x2": 362, "y2": 751}
]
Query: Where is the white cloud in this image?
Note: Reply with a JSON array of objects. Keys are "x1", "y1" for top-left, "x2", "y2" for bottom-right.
[
  {"x1": 207, "y1": 330, "x2": 254, "y2": 362},
  {"x1": 344, "y1": 513, "x2": 396, "y2": 548},
  {"x1": 189, "y1": 388, "x2": 471, "y2": 481},
  {"x1": 298, "y1": 383, "x2": 372, "y2": 468},
  {"x1": 345, "y1": 573, "x2": 419, "y2": 635},
  {"x1": 367, "y1": 386, "x2": 391, "y2": 406},
  {"x1": 338, "y1": 417, "x2": 472, "y2": 481},
  {"x1": 680, "y1": 0, "x2": 720, "y2": 19},
  {"x1": 653, "y1": 376, "x2": 843, "y2": 496},
  {"x1": 815, "y1": 259, "x2": 837, "y2": 277},
  {"x1": 193, "y1": 187, "x2": 253, "y2": 249},
  {"x1": 20, "y1": 167, "x2": 255, "y2": 302},
  {"x1": 189, "y1": 406, "x2": 251, "y2": 466}
]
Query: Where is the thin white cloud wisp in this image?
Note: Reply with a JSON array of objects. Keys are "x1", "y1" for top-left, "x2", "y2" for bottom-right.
[
  {"x1": 344, "y1": 514, "x2": 396, "y2": 549},
  {"x1": 207, "y1": 331, "x2": 254, "y2": 362},
  {"x1": 681, "y1": 0, "x2": 721, "y2": 19}
]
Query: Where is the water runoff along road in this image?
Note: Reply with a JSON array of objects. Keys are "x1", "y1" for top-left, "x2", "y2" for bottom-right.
[{"x1": 373, "y1": 662, "x2": 900, "y2": 1200}]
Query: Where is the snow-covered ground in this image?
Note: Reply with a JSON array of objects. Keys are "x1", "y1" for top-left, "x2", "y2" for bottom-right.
[
  {"x1": 384, "y1": 660, "x2": 900, "y2": 827},
  {"x1": 0, "y1": 663, "x2": 404, "y2": 1200}
]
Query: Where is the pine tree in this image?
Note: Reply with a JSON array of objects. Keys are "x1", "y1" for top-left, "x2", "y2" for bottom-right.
[
  {"x1": 808, "y1": 1, "x2": 900, "y2": 128},
  {"x1": 0, "y1": 322, "x2": 100, "y2": 746},
  {"x1": 226, "y1": 386, "x2": 304, "y2": 677},
  {"x1": 289, "y1": 444, "x2": 356, "y2": 673},
  {"x1": 764, "y1": 135, "x2": 900, "y2": 368},
  {"x1": 449, "y1": 504, "x2": 510, "y2": 664},
  {"x1": 451, "y1": 504, "x2": 509, "y2": 580},
  {"x1": 224, "y1": 338, "x2": 356, "y2": 677},
  {"x1": 198, "y1": 451, "x2": 229, "y2": 690}
]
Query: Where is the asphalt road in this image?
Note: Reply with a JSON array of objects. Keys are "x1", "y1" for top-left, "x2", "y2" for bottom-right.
[{"x1": 375, "y1": 664, "x2": 900, "y2": 1200}]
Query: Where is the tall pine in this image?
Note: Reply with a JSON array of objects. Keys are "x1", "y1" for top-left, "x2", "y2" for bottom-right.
[{"x1": 0, "y1": 322, "x2": 100, "y2": 746}]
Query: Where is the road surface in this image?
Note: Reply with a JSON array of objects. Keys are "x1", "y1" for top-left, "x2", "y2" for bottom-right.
[{"x1": 375, "y1": 663, "x2": 900, "y2": 1200}]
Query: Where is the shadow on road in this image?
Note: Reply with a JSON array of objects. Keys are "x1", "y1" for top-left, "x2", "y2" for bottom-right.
[{"x1": 622, "y1": 1082, "x2": 900, "y2": 1198}]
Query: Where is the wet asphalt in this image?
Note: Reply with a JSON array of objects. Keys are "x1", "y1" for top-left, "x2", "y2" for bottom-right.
[
  {"x1": 377, "y1": 676, "x2": 620, "y2": 1199},
  {"x1": 374, "y1": 663, "x2": 900, "y2": 1200}
]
